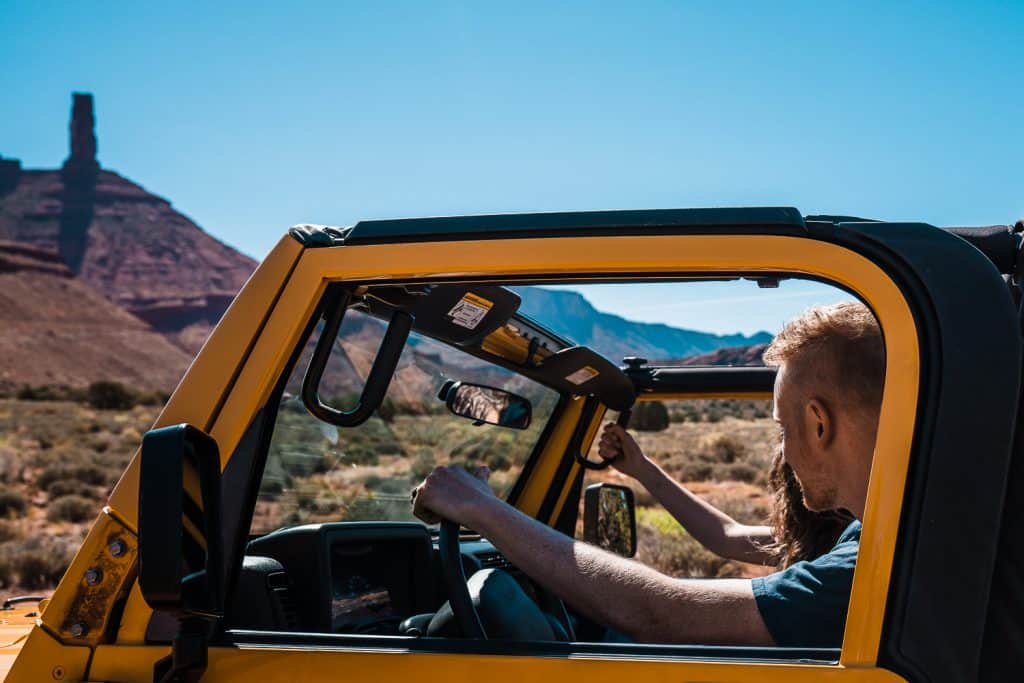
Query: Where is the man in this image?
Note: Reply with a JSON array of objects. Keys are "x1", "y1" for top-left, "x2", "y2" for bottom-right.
[{"x1": 413, "y1": 302, "x2": 884, "y2": 647}]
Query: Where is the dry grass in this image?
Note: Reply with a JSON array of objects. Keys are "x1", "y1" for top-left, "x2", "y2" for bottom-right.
[{"x1": 0, "y1": 398, "x2": 159, "y2": 599}]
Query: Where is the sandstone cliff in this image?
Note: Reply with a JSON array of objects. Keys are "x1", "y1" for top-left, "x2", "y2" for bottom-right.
[{"x1": 0, "y1": 242, "x2": 192, "y2": 392}]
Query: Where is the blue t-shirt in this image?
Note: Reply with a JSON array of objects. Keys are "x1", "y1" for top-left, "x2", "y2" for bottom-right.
[{"x1": 751, "y1": 520, "x2": 861, "y2": 648}]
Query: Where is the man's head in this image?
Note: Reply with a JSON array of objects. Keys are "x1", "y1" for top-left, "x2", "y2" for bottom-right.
[{"x1": 763, "y1": 302, "x2": 885, "y2": 518}]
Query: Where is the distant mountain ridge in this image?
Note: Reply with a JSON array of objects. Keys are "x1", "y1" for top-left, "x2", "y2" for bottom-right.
[{"x1": 513, "y1": 287, "x2": 772, "y2": 363}]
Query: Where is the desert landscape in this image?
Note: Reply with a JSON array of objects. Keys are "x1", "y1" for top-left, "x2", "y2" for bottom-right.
[{"x1": 0, "y1": 388, "x2": 777, "y2": 600}]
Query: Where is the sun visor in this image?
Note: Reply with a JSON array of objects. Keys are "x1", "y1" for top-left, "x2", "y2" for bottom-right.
[
  {"x1": 409, "y1": 285, "x2": 521, "y2": 347},
  {"x1": 539, "y1": 347, "x2": 636, "y2": 412}
]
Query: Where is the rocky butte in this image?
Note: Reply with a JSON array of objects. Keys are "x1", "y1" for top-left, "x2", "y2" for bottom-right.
[{"x1": 0, "y1": 93, "x2": 257, "y2": 355}]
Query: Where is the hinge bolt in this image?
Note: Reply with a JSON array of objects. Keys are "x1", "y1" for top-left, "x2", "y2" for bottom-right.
[
  {"x1": 84, "y1": 567, "x2": 102, "y2": 585},
  {"x1": 108, "y1": 538, "x2": 127, "y2": 557},
  {"x1": 70, "y1": 622, "x2": 88, "y2": 638}
]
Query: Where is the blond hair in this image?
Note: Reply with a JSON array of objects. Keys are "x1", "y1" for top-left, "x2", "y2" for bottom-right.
[{"x1": 763, "y1": 301, "x2": 885, "y2": 415}]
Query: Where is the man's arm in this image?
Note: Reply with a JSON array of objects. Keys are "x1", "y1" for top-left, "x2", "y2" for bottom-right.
[
  {"x1": 600, "y1": 424, "x2": 776, "y2": 565},
  {"x1": 414, "y1": 465, "x2": 775, "y2": 646}
]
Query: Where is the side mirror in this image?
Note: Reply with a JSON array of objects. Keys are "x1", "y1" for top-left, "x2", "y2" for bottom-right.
[
  {"x1": 583, "y1": 483, "x2": 637, "y2": 558},
  {"x1": 440, "y1": 381, "x2": 532, "y2": 430},
  {"x1": 138, "y1": 424, "x2": 224, "y2": 618}
]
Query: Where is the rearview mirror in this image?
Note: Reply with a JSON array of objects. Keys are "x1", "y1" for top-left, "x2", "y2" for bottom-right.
[
  {"x1": 583, "y1": 483, "x2": 637, "y2": 557},
  {"x1": 138, "y1": 424, "x2": 224, "y2": 618},
  {"x1": 440, "y1": 381, "x2": 532, "y2": 429}
]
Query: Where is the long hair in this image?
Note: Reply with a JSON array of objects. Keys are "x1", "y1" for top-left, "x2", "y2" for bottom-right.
[{"x1": 765, "y1": 446, "x2": 855, "y2": 568}]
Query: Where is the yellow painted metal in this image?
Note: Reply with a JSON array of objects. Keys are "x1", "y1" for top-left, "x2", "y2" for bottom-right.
[
  {"x1": 480, "y1": 324, "x2": 552, "y2": 364},
  {"x1": 0, "y1": 606, "x2": 41, "y2": 680},
  {"x1": 547, "y1": 403, "x2": 606, "y2": 526},
  {"x1": 204, "y1": 266, "x2": 327, "y2": 474},
  {"x1": 515, "y1": 396, "x2": 587, "y2": 516},
  {"x1": 39, "y1": 232, "x2": 917, "y2": 680},
  {"x1": 106, "y1": 234, "x2": 304, "y2": 525},
  {"x1": 2, "y1": 626, "x2": 91, "y2": 682},
  {"x1": 86, "y1": 643, "x2": 907, "y2": 683},
  {"x1": 114, "y1": 583, "x2": 152, "y2": 646},
  {"x1": 47, "y1": 235, "x2": 304, "y2": 650},
  {"x1": 37, "y1": 508, "x2": 137, "y2": 647}
]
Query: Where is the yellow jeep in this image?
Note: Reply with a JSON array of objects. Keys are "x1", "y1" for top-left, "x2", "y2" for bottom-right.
[{"x1": 5, "y1": 208, "x2": 1022, "y2": 681}]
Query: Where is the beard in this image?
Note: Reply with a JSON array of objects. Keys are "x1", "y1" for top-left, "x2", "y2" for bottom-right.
[{"x1": 801, "y1": 482, "x2": 839, "y2": 512}]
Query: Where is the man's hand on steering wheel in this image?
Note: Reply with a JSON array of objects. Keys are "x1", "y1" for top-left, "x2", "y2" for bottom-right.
[
  {"x1": 411, "y1": 464, "x2": 494, "y2": 527},
  {"x1": 597, "y1": 423, "x2": 652, "y2": 480}
]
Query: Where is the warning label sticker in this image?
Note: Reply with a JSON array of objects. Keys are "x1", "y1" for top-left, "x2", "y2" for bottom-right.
[
  {"x1": 565, "y1": 365, "x2": 599, "y2": 386},
  {"x1": 447, "y1": 292, "x2": 494, "y2": 330}
]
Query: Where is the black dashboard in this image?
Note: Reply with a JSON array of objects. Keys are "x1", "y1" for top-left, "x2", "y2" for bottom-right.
[{"x1": 244, "y1": 521, "x2": 512, "y2": 634}]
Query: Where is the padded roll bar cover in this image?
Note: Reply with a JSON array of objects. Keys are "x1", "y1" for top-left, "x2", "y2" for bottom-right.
[
  {"x1": 943, "y1": 225, "x2": 1019, "y2": 274},
  {"x1": 539, "y1": 346, "x2": 636, "y2": 412}
]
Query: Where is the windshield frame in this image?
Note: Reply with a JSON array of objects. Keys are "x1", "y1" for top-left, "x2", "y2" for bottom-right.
[{"x1": 248, "y1": 284, "x2": 573, "y2": 537}]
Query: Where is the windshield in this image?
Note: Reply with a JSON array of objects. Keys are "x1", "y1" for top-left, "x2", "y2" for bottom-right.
[{"x1": 251, "y1": 306, "x2": 561, "y2": 534}]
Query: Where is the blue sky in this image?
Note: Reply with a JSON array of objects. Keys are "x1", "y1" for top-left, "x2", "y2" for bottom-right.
[{"x1": 2, "y1": 2, "x2": 1020, "y2": 334}]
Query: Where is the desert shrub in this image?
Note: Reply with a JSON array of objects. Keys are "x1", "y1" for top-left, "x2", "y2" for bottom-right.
[
  {"x1": 635, "y1": 507, "x2": 742, "y2": 577},
  {"x1": 700, "y1": 433, "x2": 746, "y2": 464},
  {"x1": 410, "y1": 449, "x2": 436, "y2": 479},
  {"x1": 0, "y1": 560, "x2": 12, "y2": 588},
  {"x1": 630, "y1": 401, "x2": 669, "y2": 432},
  {"x1": 675, "y1": 461, "x2": 715, "y2": 482},
  {"x1": 38, "y1": 463, "x2": 113, "y2": 491},
  {"x1": 0, "y1": 520, "x2": 22, "y2": 543},
  {"x1": 47, "y1": 479, "x2": 100, "y2": 500},
  {"x1": 0, "y1": 486, "x2": 27, "y2": 516},
  {"x1": 669, "y1": 404, "x2": 701, "y2": 423},
  {"x1": 15, "y1": 384, "x2": 85, "y2": 402},
  {"x1": 47, "y1": 494, "x2": 95, "y2": 523},
  {"x1": 361, "y1": 476, "x2": 407, "y2": 495},
  {"x1": 260, "y1": 478, "x2": 285, "y2": 496},
  {"x1": 704, "y1": 490, "x2": 770, "y2": 524},
  {"x1": 136, "y1": 391, "x2": 167, "y2": 407},
  {"x1": 339, "y1": 444, "x2": 379, "y2": 466},
  {"x1": 343, "y1": 494, "x2": 404, "y2": 522},
  {"x1": 718, "y1": 462, "x2": 761, "y2": 484},
  {"x1": 87, "y1": 381, "x2": 136, "y2": 410},
  {"x1": 376, "y1": 398, "x2": 397, "y2": 423},
  {"x1": 393, "y1": 400, "x2": 429, "y2": 417},
  {"x1": 3, "y1": 538, "x2": 75, "y2": 589},
  {"x1": 485, "y1": 451, "x2": 512, "y2": 471}
]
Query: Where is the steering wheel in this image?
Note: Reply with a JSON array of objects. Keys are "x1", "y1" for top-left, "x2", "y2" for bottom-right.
[
  {"x1": 438, "y1": 520, "x2": 487, "y2": 638},
  {"x1": 435, "y1": 520, "x2": 573, "y2": 641}
]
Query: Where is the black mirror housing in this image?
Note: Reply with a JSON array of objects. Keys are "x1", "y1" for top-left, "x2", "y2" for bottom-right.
[
  {"x1": 583, "y1": 483, "x2": 637, "y2": 558},
  {"x1": 138, "y1": 424, "x2": 224, "y2": 619}
]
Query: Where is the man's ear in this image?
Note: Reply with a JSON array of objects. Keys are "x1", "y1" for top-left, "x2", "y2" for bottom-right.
[{"x1": 805, "y1": 398, "x2": 834, "y2": 449}]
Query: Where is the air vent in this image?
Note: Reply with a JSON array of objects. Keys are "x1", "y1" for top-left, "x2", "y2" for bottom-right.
[{"x1": 476, "y1": 551, "x2": 512, "y2": 570}]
